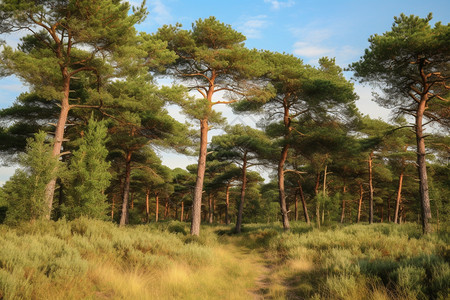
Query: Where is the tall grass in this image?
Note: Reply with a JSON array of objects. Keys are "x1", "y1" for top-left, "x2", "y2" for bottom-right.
[
  {"x1": 238, "y1": 222, "x2": 449, "y2": 300},
  {"x1": 0, "y1": 218, "x2": 257, "y2": 299}
]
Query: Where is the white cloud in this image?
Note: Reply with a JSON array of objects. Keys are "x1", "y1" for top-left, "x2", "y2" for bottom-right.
[
  {"x1": 290, "y1": 24, "x2": 359, "y2": 66},
  {"x1": 293, "y1": 42, "x2": 333, "y2": 58},
  {"x1": 148, "y1": 0, "x2": 173, "y2": 26},
  {"x1": 264, "y1": 0, "x2": 295, "y2": 10},
  {"x1": 237, "y1": 15, "x2": 269, "y2": 39}
]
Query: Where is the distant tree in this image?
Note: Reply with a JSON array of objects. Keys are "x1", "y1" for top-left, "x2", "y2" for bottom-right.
[
  {"x1": 61, "y1": 116, "x2": 111, "y2": 220},
  {"x1": 1, "y1": 132, "x2": 60, "y2": 224},
  {"x1": 235, "y1": 53, "x2": 357, "y2": 230},
  {"x1": 157, "y1": 17, "x2": 268, "y2": 235},
  {"x1": 350, "y1": 14, "x2": 450, "y2": 233},
  {"x1": 211, "y1": 125, "x2": 271, "y2": 233}
]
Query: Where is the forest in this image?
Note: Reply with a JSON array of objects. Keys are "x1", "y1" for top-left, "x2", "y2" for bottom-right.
[{"x1": 0, "y1": 1, "x2": 448, "y2": 299}]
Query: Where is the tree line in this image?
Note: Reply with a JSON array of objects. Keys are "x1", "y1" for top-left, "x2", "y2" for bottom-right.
[{"x1": 0, "y1": 1, "x2": 448, "y2": 235}]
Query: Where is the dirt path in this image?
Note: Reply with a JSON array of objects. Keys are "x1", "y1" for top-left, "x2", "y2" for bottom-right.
[{"x1": 218, "y1": 237, "x2": 278, "y2": 300}]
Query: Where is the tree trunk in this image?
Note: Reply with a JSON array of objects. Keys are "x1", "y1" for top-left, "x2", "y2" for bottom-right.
[
  {"x1": 130, "y1": 192, "x2": 134, "y2": 210},
  {"x1": 416, "y1": 97, "x2": 432, "y2": 234},
  {"x1": 180, "y1": 201, "x2": 184, "y2": 222},
  {"x1": 190, "y1": 118, "x2": 209, "y2": 235},
  {"x1": 368, "y1": 151, "x2": 374, "y2": 224},
  {"x1": 155, "y1": 193, "x2": 159, "y2": 222},
  {"x1": 394, "y1": 170, "x2": 404, "y2": 224},
  {"x1": 208, "y1": 193, "x2": 213, "y2": 224},
  {"x1": 357, "y1": 183, "x2": 363, "y2": 223},
  {"x1": 164, "y1": 200, "x2": 169, "y2": 219},
  {"x1": 225, "y1": 184, "x2": 230, "y2": 225},
  {"x1": 294, "y1": 192, "x2": 299, "y2": 221},
  {"x1": 322, "y1": 164, "x2": 327, "y2": 224},
  {"x1": 235, "y1": 152, "x2": 248, "y2": 233},
  {"x1": 44, "y1": 74, "x2": 71, "y2": 220},
  {"x1": 278, "y1": 144, "x2": 291, "y2": 231},
  {"x1": 111, "y1": 194, "x2": 115, "y2": 220},
  {"x1": 119, "y1": 150, "x2": 132, "y2": 226},
  {"x1": 297, "y1": 181, "x2": 310, "y2": 225},
  {"x1": 340, "y1": 185, "x2": 347, "y2": 223},
  {"x1": 314, "y1": 172, "x2": 321, "y2": 229},
  {"x1": 145, "y1": 188, "x2": 150, "y2": 223},
  {"x1": 387, "y1": 195, "x2": 391, "y2": 222}
]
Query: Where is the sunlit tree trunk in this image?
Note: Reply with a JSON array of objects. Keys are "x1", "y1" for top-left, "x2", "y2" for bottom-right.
[
  {"x1": 394, "y1": 170, "x2": 404, "y2": 224},
  {"x1": 416, "y1": 91, "x2": 432, "y2": 234},
  {"x1": 225, "y1": 184, "x2": 231, "y2": 225},
  {"x1": 44, "y1": 74, "x2": 71, "y2": 219},
  {"x1": 357, "y1": 183, "x2": 363, "y2": 223},
  {"x1": 180, "y1": 201, "x2": 184, "y2": 222},
  {"x1": 191, "y1": 118, "x2": 209, "y2": 235}
]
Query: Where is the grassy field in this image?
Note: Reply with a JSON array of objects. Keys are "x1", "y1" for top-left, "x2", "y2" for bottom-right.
[{"x1": 0, "y1": 219, "x2": 448, "y2": 299}]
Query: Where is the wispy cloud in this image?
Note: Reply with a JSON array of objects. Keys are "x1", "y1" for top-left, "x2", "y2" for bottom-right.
[
  {"x1": 291, "y1": 25, "x2": 358, "y2": 66},
  {"x1": 237, "y1": 15, "x2": 269, "y2": 39},
  {"x1": 293, "y1": 42, "x2": 332, "y2": 58},
  {"x1": 264, "y1": 0, "x2": 295, "y2": 10},
  {"x1": 146, "y1": 0, "x2": 173, "y2": 26}
]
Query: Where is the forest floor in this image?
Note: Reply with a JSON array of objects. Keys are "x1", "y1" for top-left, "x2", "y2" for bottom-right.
[{"x1": 1, "y1": 219, "x2": 448, "y2": 299}]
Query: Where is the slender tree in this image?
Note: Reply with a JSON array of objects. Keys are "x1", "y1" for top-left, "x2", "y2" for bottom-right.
[
  {"x1": 350, "y1": 14, "x2": 449, "y2": 233},
  {"x1": 157, "y1": 17, "x2": 267, "y2": 235}
]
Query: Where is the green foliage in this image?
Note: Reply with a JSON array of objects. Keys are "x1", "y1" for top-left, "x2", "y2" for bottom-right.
[
  {"x1": 62, "y1": 116, "x2": 111, "y2": 220},
  {"x1": 1, "y1": 132, "x2": 60, "y2": 224}
]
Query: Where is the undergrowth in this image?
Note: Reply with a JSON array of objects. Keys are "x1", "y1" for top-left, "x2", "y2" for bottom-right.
[
  {"x1": 0, "y1": 218, "x2": 255, "y2": 300},
  {"x1": 238, "y1": 222, "x2": 449, "y2": 300},
  {"x1": 0, "y1": 219, "x2": 448, "y2": 299}
]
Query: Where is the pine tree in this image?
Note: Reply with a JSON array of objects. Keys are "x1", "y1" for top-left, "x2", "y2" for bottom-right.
[
  {"x1": 62, "y1": 116, "x2": 111, "y2": 220},
  {"x1": 349, "y1": 14, "x2": 450, "y2": 233},
  {"x1": 1, "y1": 131, "x2": 60, "y2": 224}
]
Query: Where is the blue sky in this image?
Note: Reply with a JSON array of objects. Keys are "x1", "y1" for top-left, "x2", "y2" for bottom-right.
[{"x1": 0, "y1": 0, "x2": 449, "y2": 183}]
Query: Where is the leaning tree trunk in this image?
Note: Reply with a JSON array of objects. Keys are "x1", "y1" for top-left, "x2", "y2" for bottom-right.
[
  {"x1": 278, "y1": 144, "x2": 291, "y2": 231},
  {"x1": 416, "y1": 97, "x2": 432, "y2": 234},
  {"x1": 119, "y1": 150, "x2": 132, "y2": 226},
  {"x1": 44, "y1": 74, "x2": 71, "y2": 220},
  {"x1": 297, "y1": 181, "x2": 310, "y2": 225},
  {"x1": 190, "y1": 118, "x2": 209, "y2": 235},
  {"x1": 394, "y1": 169, "x2": 404, "y2": 224},
  {"x1": 235, "y1": 152, "x2": 248, "y2": 233}
]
